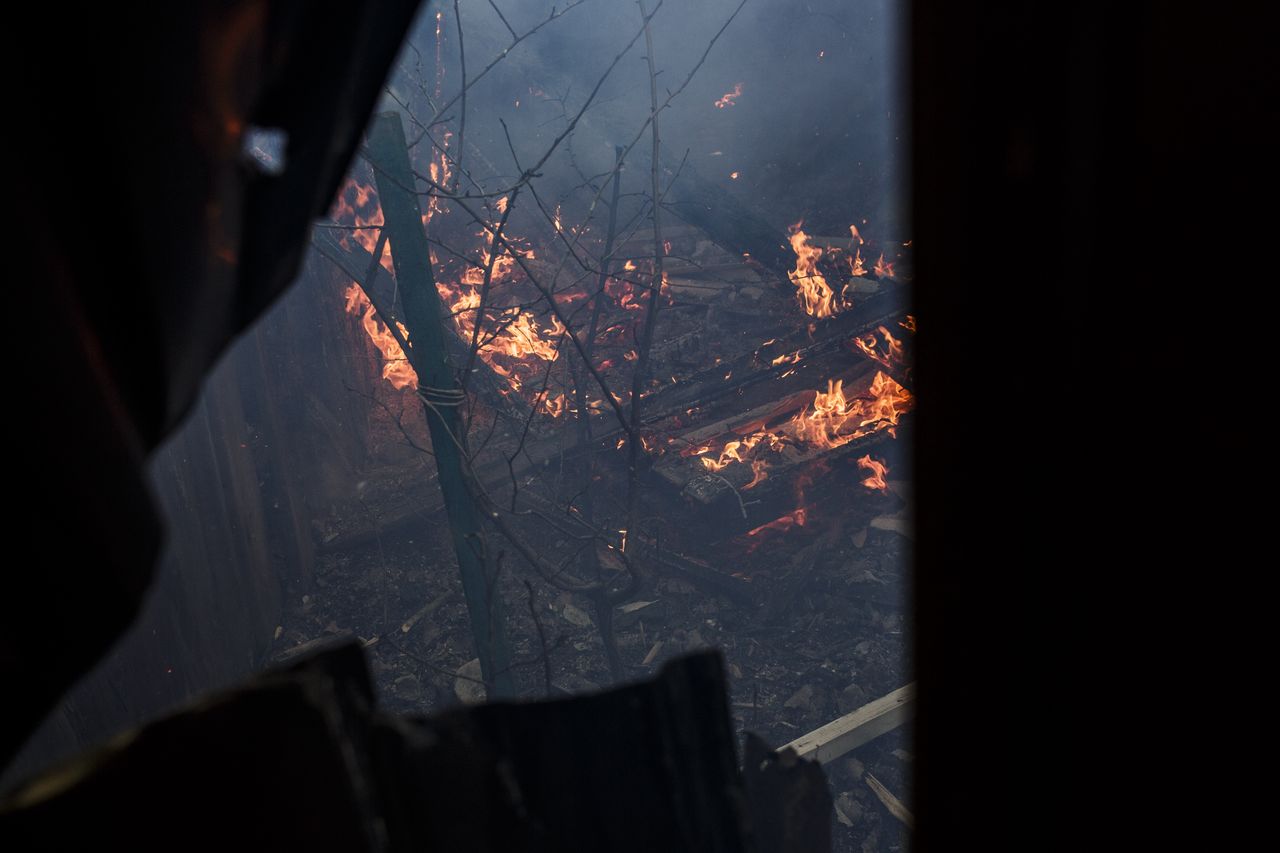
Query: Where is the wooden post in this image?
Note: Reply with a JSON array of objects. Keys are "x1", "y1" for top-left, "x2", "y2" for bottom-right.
[{"x1": 365, "y1": 111, "x2": 515, "y2": 698}]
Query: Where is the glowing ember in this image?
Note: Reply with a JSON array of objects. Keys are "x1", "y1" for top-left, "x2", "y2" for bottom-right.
[
  {"x1": 856, "y1": 454, "x2": 889, "y2": 493},
  {"x1": 787, "y1": 222, "x2": 841, "y2": 318},
  {"x1": 730, "y1": 171, "x2": 740, "y2": 180},
  {"x1": 746, "y1": 508, "x2": 807, "y2": 538},
  {"x1": 715, "y1": 82, "x2": 743, "y2": 109},
  {"x1": 849, "y1": 224, "x2": 865, "y2": 245},
  {"x1": 343, "y1": 284, "x2": 416, "y2": 390}
]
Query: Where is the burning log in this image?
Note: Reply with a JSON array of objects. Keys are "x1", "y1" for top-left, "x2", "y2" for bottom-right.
[
  {"x1": 643, "y1": 287, "x2": 906, "y2": 423},
  {"x1": 654, "y1": 359, "x2": 910, "y2": 502}
]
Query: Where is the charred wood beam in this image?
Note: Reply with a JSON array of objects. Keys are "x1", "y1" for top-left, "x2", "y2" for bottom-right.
[{"x1": 642, "y1": 287, "x2": 906, "y2": 424}]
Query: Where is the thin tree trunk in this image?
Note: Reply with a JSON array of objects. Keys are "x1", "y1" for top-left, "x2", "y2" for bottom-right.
[{"x1": 365, "y1": 111, "x2": 515, "y2": 698}]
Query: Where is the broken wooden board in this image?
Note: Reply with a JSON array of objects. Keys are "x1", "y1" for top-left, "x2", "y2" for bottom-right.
[
  {"x1": 652, "y1": 360, "x2": 907, "y2": 505},
  {"x1": 783, "y1": 683, "x2": 915, "y2": 765},
  {"x1": 641, "y1": 287, "x2": 907, "y2": 423}
]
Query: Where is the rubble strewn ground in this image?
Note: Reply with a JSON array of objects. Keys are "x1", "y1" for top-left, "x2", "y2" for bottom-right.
[{"x1": 276, "y1": 429, "x2": 912, "y2": 852}]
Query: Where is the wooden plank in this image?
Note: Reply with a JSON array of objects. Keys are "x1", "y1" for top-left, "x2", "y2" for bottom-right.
[{"x1": 783, "y1": 683, "x2": 915, "y2": 764}]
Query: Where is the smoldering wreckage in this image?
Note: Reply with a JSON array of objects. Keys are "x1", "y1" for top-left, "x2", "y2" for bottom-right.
[{"x1": 3, "y1": 2, "x2": 918, "y2": 851}]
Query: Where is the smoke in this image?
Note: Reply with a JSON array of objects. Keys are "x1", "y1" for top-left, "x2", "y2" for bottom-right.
[{"x1": 389, "y1": 0, "x2": 906, "y2": 241}]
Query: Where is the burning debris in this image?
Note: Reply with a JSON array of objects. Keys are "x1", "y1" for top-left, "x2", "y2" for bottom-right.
[{"x1": 307, "y1": 4, "x2": 913, "y2": 850}]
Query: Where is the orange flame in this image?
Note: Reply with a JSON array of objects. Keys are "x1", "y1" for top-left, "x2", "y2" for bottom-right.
[
  {"x1": 715, "y1": 82, "x2": 743, "y2": 109},
  {"x1": 746, "y1": 508, "x2": 807, "y2": 538},
  {"x1": 856, "y1": 454, "x2": 889, "y2": 493},
  {"x1": 790, "y1": 372, "x2": 912, "y2": 451},
  {"x1": 852, "y1": 326, "x2": 907, "y2": 373},
  {"x1": 771, "y1": 350, "x2": 801, "y2": 367},
  {"x1": 873, "y1": 253, "x2": 896, "y2": 279},
  {"x1": 343, "y1": 284, "x2": 416, "y2": 390},
  {"x1": 848, "y1": 247, "x2": 866, "y2": 277},
  {"x1": 788, "y1": 222, "x2": 842, "y2": 318},
  {"x1": 330, "y1": 179, "x2": 392, "y2": 272},
  {"x1": 743, "y1": 458, "x2": 770, "y2": 490},
  {"x1": 697, "y1": 371, "x2": 912, "y2": 479}
]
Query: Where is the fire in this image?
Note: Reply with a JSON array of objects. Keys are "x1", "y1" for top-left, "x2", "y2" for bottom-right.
[
  {"x1": 459, "y1": 245, "x2": 517, "y2": 287},
  {"x1": 873, "y1": 253, "x2": 896, "y2": 279},
  {"x1": 332, "y1": 178, "x2": 567, "y2": 414},
  {"x1": 343, "y1": 284, "x2": 416, "y2": 390},
  {"x1": 440, "y1": 283, "x2": 566, "y2": 364},
  {"x1": 330, "y1": 179, "x2": 391, "y2": 272},
  {"x1": 847, "y1": 247, "x2": 866, "y2": 277},
  {"x1": 852, "y1": 326, "x2": 907, "y2": 373},
  {"x1": 699, "y1": 431, "x2": 784, "y2": 473},
  {"x1": 542, "y1": 392, "x2": 566, "y2": 419},
  {"x1": 743, "y1": 458, "x2": 770, "y2": 490},
  {"x1": 790, "y1": 372, "x2": 912, "y2": 450},
  {"x1": 900, "y1": 315, "x2": 917, "y2": 333},
  {"x1": 715, "y1": 82, "x2": 743, "y2": 109},
  {"x1": 849, "y1": 224, "x2": 864, "y2": 245},
  {"x1": 771, "y1": 350, "x2": 801, "y2": 367},
  {"x1": 856, "y1": 454, "x2": 889, "y2": 493},
  {"x1": 788, "y1": 222, "x2": 841, "y2": 318},
  {"x1": 697, "y1": 371, "x2": 912, "y2": 480},
  {"x1": 606, "y1": 273, "x2": 645, "y2": 312}
]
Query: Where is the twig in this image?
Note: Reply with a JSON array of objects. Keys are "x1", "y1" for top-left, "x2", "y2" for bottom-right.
[
  {"x1": 624, "y1": 0, "x2": 668, "y2": 554},
  {"x1": 524, "y1": 580, "x2": 554, "y2": 697},
  {"x1": 452, "y1": 0, "x2": 467, "y2": 189}
]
